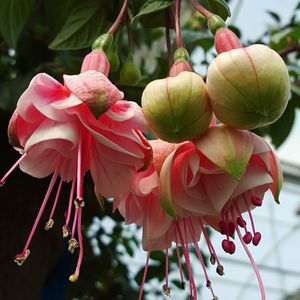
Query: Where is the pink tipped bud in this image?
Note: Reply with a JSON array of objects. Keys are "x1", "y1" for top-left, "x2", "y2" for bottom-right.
[
  {"x1": 169, "y1": 60, "x2": 192, "y2": 77},
  {"x1": 214, "y1": 28, "x2": 241, "y2": 54},
  {"x1": 252, "y1": 232, "x2": 262, "y2": 246},
  {"x1": 81, "y1": 50, "x2": 110, "y2": 76}
]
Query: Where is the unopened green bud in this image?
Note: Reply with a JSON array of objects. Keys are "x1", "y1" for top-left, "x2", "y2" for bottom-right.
[
  {"x1": 119, "y1": 59, "x2": 141, "y2": 86},
  {"x1": 207, "y1": 44, "x2": 290, "y2": 129},
  {"x1": 92, "y1": 33, "x2": 113, "y2": 53},
  {"x1": 142, "y1": 72, "x2": 212, "y2": 142},
  {"x1": 174, "y1": 48, "x2": 190, "y2": 62},
  {"x1": 107, "y1": 52, "x2": 120, "y2": 72},
  {"x1": 208, "y1": 15, "x2": 227, "y2": 35}
]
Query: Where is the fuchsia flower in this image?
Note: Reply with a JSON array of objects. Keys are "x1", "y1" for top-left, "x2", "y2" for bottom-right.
[
  {"x1": 116, "y1": 125, "x2": 282, "y2": 300},
  {"x1": 0, "y1": 50, "x2": 151, "y2": 281}
]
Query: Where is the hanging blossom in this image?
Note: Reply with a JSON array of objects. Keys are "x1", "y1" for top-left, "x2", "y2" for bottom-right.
[
  {"x1": 116, "y1": 124, "x2": 282, "y2": 300},
  {"x1": 115, "y1": 139, "x2": 219, "y2": 300},
  {"x1": 0, "y1": 49, "x2": 151, "y2": 282}
]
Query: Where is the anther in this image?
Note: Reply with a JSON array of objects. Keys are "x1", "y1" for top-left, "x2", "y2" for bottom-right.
[
  {"x1": 68, "y1": 238, "x2": 79, "y2": 254},
  {"x1": 237, "y1": 216, "x2": 246, "y2": 228},
  {"x1": 243, "y1": 231, "x2": 252, "y2": 244},
  {"x1": 218, "y1": 220, "x2": 228, "y2": 235},
  {"x1": 181, "y1": 281, "x2": 186, "y2": 290},
  {"x1": 0, "y1": 180, "x2": 5, "y2": 187},
  {"x1": 74, "y1": 197, "x2": 85, "y2": 208},
  {"x1": 253, "y1": 232, "x2": 262, "y2": 246},
  {"x1": 206, "y1": 280, "x2": 212, "y2": 288},
  {"x1": 251, "y1": 196, "x2": 263, "y2": 207},
  {"x1": 45, "y1": 219, "x2": 54, "y2": 230},
  {"x1": 14, "y1": 249, "x2": 30, "y2": 266},
  {"x1": 69, "y1": 274, "x2": 78, "y2": 282},
  {"x1": 228, "y1": 241, "x2": 236, "y2": 254},
  {"x1": 213, "y1": 296, "x2": 219, "y2": 300},
  {"x1": 228, "y1": 222, "x2": 235, "y2": 236},
  {"x1": 210, "y1": 254, "x2": 216, "y2": 265},
  {"x1": 62, "y1": 225, "x2": 71, "y2": 238},
  {"x1": 216, "y1": 265, "x2": 224, "y2": 276},
  {"x1": 162, "y1": 284, "x2": 171, "y2": 296}
]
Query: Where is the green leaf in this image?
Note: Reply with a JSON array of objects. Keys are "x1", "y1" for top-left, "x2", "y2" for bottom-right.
[
  {"x1": 44, "y1": 0, "x2": 75, "y2": 36},
  {"x1": 131, "y1": 0, "x2": 173, "y2": 27},
  {"x1": 206, "y1": 0, "x2": 231, "y2": 21},
  {"x1": 269, "y1": 101, "x2": 295, "y2": 148},
  {"x1": 0, "y1": 0, "x2": 36, "y2": 48},
  {"x1": 266, "y1": 10, "x2": 281, "y2": 23},
  {"x1": 49, "y1": 0, "x2": 105, "y2": 50}
]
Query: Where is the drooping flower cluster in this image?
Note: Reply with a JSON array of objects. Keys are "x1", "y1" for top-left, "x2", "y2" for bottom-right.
[
  {"x1": 0, "y1": 0, "x2": 290, "y2": 299},
  {"x1": 1, "y1": 49, "x2": 151, "y2": 281}
]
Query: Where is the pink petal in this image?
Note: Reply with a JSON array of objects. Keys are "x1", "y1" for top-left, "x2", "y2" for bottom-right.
[{"x1": 195, "y1": 124, "x2": 254, "y2": 180}]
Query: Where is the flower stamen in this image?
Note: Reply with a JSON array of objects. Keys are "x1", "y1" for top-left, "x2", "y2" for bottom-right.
[{"x1": 0, "y1": 153, "x2": 27, "y2": 186}]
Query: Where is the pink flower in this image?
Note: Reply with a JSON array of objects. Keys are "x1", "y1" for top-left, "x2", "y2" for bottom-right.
[
  {"x1": 1, "y1": 51, "x2": 151, "y2": 282},
  {"x1": 115, "y1": 140, "x2": 220, "y2": 300},
  {"x1": 159, "y1": 124, "x2": 282, "y2": 300}
]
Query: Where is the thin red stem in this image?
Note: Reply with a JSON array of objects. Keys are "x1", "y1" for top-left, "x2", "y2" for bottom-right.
[
  {"x1": 165, "y1": 9, "x2": 173, "y2": 67},
  {"x1": 190, "y1": 0, "x2": 213, "y2": 18},
  {"x1": 74, "y1": 208, "x2": 84, "y2": 278},
  {"x1": 175, "y1": 0, "x2": 183, "y2": 48},
  {"x1": 108, "y1": 0, "x2": 129, "y2": 35}
]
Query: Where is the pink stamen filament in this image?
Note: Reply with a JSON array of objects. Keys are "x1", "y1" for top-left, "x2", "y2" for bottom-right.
[
  {"x1": 73, "y1": 208, "x2": 84, "y2": 278},
  {"x1": 187, "y1": 219, "x2": 217, "y2": 299},
  {"x1": 198, "y1": 217, "x2": 222, "y2": 267},
  {"x1": 76, "y1": 138, "x2": 83, "y2": 200},
  {"x1": 22, "y1": 170, "x2": 58, "y2": 252},
  {"x1": 0, "y1": 153, "x2": 27, "y2": 185},
  {"x1": 244, "y1": 196, "x2": 257, "y2": 234},
  {"x1": 65, "y1": 176, "x2": 76, "y2": 227},
  {"x1": 165, "y1": 233, "x2": 169, "y2": 292},
  {"x1": 47, "y1": 178, "x2": 63, "y2": 222},
  {"x1": 235, "y1": 221, "x2": 266, "y2": 300},
  {"x1": 176, "y1": 223, "x2": 197, "y2": 299},
  {"x1": 233, "y1": 201, "x2": 248, "y2": 234},
  {"x1": 138, "y1": 252, "x2": 151, "y2": 300},
  {"x1": 175, "y1": 240, "x2": 185, "y2": 286},
  {"x1": 71, "y1": 208, "x2": 79, "y2": 239}
]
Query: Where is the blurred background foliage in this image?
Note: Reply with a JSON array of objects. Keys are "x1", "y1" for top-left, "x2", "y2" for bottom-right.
[{"x1": 0, "y1": 0, "x2": 300, "y2": 299}]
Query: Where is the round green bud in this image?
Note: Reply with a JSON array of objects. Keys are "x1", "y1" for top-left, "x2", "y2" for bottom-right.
[
  {"x1": 174, "y1": 48, "x2": 190, "y2": 62},
  {"x1": 208, "y1": 15, "x2": 227, "y2": 35},
  {"x1": 142, "y1": 71, "x2": 212, "y2": 142},
  {"x1": 206, "y1": 44, "x2": 290, "y2": 129},
  {"x1": 119, "y1": 60, "x2": 141, "y2": 86},
  {"x1": 107, "y1": 52, "x2": 120, "y2": 72},
  {"x1": 92, "y1": 33, "x2": 113, "y2": 53}
]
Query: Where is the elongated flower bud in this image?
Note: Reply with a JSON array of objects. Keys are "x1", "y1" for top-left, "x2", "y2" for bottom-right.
[
  {"x1": 142, "y1": 71, "x2": 212, "y2": 142},
  {"x1": 207, "y1": 44, "x2": 290, "y2": 129},
  {"x1": 214, "y1": 28, "x2": 241, "y2": 54},
  {"x1": 81, "y1": 50, "x2": 110, "y2": 76}
]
